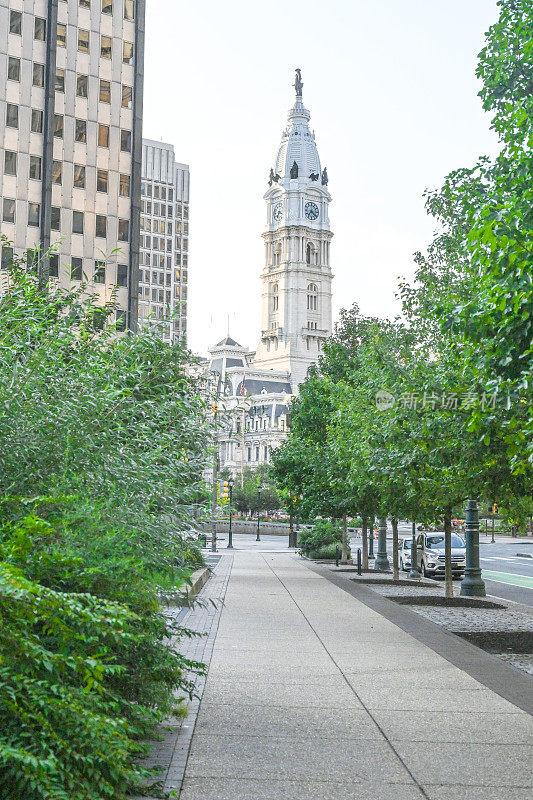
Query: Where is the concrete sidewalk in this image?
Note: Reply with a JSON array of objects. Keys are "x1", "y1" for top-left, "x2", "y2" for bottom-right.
[{"x1": 179, "y1": 552, "x2": 532, "y2": 800}]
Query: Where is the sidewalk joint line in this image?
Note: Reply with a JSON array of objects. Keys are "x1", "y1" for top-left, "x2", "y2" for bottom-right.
[{"x1": 261, "y1": 554, "x2": 431, "y2": 800}]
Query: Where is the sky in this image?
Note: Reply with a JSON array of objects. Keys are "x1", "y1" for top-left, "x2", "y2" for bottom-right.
[{"x1": 143, "y1": 0, "x2": 501, "y2": 357}]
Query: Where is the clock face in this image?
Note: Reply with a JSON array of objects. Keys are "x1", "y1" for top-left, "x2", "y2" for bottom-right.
[
  {"x1": 305, "y1": 201, "x2": 319, "y2": 221},
  {"x1": 273, "y1": 202, "x2": 283, "y2": 222}
]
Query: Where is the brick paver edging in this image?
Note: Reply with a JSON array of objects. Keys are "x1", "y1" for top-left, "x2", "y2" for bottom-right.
[
  {"x1": 133, "y1": 554, "x2": 233, "y2": 799},
  {"x1": 302, "y1": 559, "x2": 533, "y2": 717}
]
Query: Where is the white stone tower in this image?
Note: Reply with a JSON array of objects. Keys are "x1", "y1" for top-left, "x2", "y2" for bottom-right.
[{"x1": 253, "y1": 69, "x2": 333, "y2": 388}]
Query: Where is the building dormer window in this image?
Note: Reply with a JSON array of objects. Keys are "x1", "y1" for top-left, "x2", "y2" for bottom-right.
[{"x1": 307, "y1": 283, "x2": 318, "y2": 311}]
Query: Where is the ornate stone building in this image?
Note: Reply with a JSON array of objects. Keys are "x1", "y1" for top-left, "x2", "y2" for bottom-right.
[{"x1": 210, "y1": 70, "x2": 333, "y2": 475}]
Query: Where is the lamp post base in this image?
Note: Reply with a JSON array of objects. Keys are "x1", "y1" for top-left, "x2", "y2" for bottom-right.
[{"x1": 460, "y1": 498, "x2": 486, "y2": 597}]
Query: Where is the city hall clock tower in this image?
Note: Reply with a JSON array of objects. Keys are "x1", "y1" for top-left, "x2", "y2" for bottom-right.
[{"x1": 253, "y1": 69, "x2": 333, "y2": 388}]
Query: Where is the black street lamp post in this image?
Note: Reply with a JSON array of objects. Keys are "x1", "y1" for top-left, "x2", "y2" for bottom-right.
[
  {"x1": 375, "y1": 517, "x2": 390, "y2": 571},
  {"x1": 460, "y1": 498, "x2": 486, "y2": 597},
  {"x1": 256, "y1": 485, "x2": 262, "y2": 541},
  {"x1": 409, "y1": 521, "x2": 420, "y2": 578},
  {"x1": 227, "y1": 477, "x2": 235, "y2": 550}
]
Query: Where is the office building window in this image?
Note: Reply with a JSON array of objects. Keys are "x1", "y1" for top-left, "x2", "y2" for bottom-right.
[
  {"x1": 124, "y1": 0, "x2": 135, "y2": 19},
  {"x1": 101, "y1": 35, "x2": 112, "y2": 58},
  {"x1": 34, "y1": 17, "x2": 47, "y2": 40},
  {"x1": 99, "y1": 80, "x2": 111, "y2": 103},
  {"x1": 33, "y1": 63, "x2": 45, "y2": 87},
  {"x1": 123, "y1": 41, "x2": 134, "y2": 64},
  {"x1": 94, "y1": 261, "x2": 106, "y2": 283},
  {"x1": 71, "y1": 257, "x2": 83, "y2": 281},
  {"x1": 28, "y1": 203, "x2": 40, "y2": 227},
  {"x1": 9, "y1": 10, "x2": 22, "y2": 35},
  {"x1": 121, "y1": 85, "x2": 132, "y2": 108},
  {"x1": 2, "y1": 199, "x2": 16, "y2": 224},
  {"x1": 57, "y1": 23, "x2": 67, "y2": 47},
  {"x1": 54, "y1": 114, "x2": 63, "y2": 137},
  {"x1": 119, "y1": 174, "x2": 130, "y2": 197},
  {"x1": 78, "y1": 29, "x2": 89, "y2": 53},
  {"x1": 95, "y1": 215, "x2": 107, "y2": 238},
  {"x1": 51, "y1": 207, "x2": 61, "y2": 231},
  {"x1": 116, "y1": 310, "x2": 127, "y2": 331},
  {"x1": 1, "y1": 246, "x2": 14, "y2": 270},
  {"x1": 120, "y1": 129, "x2": 132, "y2": 152},
  {"x1": 98, "y1": 124, "x2": 110, "y2": 147},
  {"x1": 8, "y1": 57, "x2": 20, "y2": 81},
  {"x1": 31, "y1": 109, "x2": 44, "y2": 133},
  {"x1": 52, "y1": 161, "x2": 62, "y2": 184},
  {"x1": 4, "y1": 151, "x2": 17, "y2": 175},
  {"x1": 76, "y1": 74, "x2": 88, "y2": 97},
  {"x1": 97, "y1": 169, "x2": 108, "y2": 193},
  {"x1": 49, "y1": 254, "x2": 59, "y2": 278},
  {"x1": 75, "y1": 119, "x2": 87, "y2": 142},
  {"x1": 118, "y1": 219, "x2": 129, "y2": 242},
  {"x1": 29, "y1": 156, "x2": 42, "y2": 180},
  {"x1": 117, "y1": 264, "x2": 128, "y2": 287},
  {"x1": 6, "y1": 104, "x2": 18, "y2": 129},
  {"x1": 55, "y1": 68, "x2": 65, "y2": 92},
  {"x1": 73, "y1": 165, "x2": 86, "y2": 188},
  {"x1": 102, "y1": 0, "x2": 113, "y2": 14},
  {"x1": 72, "y1": 211, "x2": 84, "y2": 234}
]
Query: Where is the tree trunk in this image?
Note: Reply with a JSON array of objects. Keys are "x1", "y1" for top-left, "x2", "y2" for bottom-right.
[
  {"x1": 362, "y1": 515, "x2": 369, "y2": 569},
  {"x1": 444, "y1": 505, "x2": 453, "y2": 598},
  {"x1": 341, "y1": 514, "x2": 349, "y2": 564},
  {"x1": 392, "y1": 517, "x2": 399, "y2": 581}
]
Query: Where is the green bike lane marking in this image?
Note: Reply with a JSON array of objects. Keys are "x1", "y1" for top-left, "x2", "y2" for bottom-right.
[{"x1": 481, "y1": 569, "x2": 533, "y2": 589}]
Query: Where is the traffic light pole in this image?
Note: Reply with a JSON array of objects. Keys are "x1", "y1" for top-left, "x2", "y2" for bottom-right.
[{"x1": 227, "y1": 483, "x2": 234, "y2": 549}]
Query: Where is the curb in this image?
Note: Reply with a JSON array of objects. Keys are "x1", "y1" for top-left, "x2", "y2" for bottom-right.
[{"x1": 159, "y1": 566, "x2": 211, "y2": 607}]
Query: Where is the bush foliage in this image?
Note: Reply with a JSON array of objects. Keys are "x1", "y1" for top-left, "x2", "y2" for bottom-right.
[
  {"x1": 0, "y1": 250, "x2": 211, "y2": 799},
  {"x1": 298, "y1": 521, "x2": 348, "y2": 560}
]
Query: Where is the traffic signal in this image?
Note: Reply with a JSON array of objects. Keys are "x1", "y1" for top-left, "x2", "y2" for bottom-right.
[
  {"x1": 220, "y1": 480, "x2": 230, "y2": 500},
  {"x1": 492, "y1": 503, "x2": 498, "y2": 515}
]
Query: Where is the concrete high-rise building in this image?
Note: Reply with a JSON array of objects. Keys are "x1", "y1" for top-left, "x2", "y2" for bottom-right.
[
  {"x1": 0, "y1": 0, "x2": 146, "y2": 330},
  {"x1": 139, "y1": 139, "x2": 189, "y2": 344}
]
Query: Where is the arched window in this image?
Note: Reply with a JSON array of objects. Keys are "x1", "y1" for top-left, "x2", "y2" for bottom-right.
[
  {"x1": 307, "y1": 283, "x2": 318, "y2": 311},
  {"x1": 272, "y1": 283, "x2": 279, "y2": 311},
  {"x1": 306, "y1": 243, "x2": 312, "y2": 264}
]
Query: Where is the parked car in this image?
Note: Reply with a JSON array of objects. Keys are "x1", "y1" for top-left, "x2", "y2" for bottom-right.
[
  {"x1": 416, "y1": 533, "x2": 466, "y2": 578},
  {"x1": 399, "y1": 537, "x2": 413, "y2": 571}
]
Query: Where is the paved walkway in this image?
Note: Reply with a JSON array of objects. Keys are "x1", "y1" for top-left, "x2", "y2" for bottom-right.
[{"x1": 178, "y1": 551, "x2": 532, "y2": 800}]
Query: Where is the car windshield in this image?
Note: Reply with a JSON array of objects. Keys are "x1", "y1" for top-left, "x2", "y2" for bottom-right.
[
  {"x1": 403, "y1": 540, "x2": 411, "y2": 549},
  {"x1": 426, "y1": 534, "x2": 465, "y2": 549}
]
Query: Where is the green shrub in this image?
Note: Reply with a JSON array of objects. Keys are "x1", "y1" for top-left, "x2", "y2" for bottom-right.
[
  {"x1": 299, "y1": 520, "x2": 345, "y2": 558},
  {"x1": 0, "y1": 251, "x2": 211, "y2": 799},
  {"x1": 309, "y1": 542, "x2": 352, "y2": 560}
]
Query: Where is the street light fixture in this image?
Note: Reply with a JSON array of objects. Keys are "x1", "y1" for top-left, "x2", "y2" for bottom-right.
[
  {"x1": 227, "y1": 477, "x2": 235, "y2": 550},
  {"x1": 256, "y1": 485, "x2": 262, "y2": 541}
]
